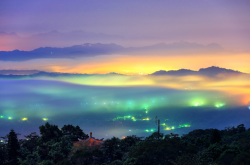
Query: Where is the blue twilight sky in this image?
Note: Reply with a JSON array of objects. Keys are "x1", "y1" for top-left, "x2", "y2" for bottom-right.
[{"x1": 0, "y1": 0, "x2": 250, "y2": 50}]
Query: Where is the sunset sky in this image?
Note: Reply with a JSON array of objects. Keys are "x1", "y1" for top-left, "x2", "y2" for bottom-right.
[{"x1": 1, "y1": 0, "x2": 250, "y2": 74}]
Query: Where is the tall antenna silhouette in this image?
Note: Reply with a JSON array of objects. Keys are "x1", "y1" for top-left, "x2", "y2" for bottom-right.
[{"x1": 155, "y1": 116, "x2": 160, "y2": 141}]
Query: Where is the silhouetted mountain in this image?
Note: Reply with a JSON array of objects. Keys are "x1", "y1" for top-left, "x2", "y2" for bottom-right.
[
  {"x1": 31, "y1": 30, "x2": 124, "y2": 40},
  {"x1": 151, "y1": 69, "x2": 197, "y2": 76},
  {"x1": 198, "y1": 66, "x2": 242, "y2": 77},
  {"x1": 30, "y1": 71, "x2": 85, "y2": 77},
  {"x1": 0, "y1": 43, "x2": 125, "y2": 61},
  {"x1": 0, "y1": 30, "x2": 125, "y2": 51},
  {"x1": 151, "y1": 66, "x2": 245, "y2": 77},
  {"x1": 0, "y1": 42, "x2": 225, "y2": 61},
  {"x1": 0, "y1": 66, "x2": 245, "y2": 77},
  {"x1": 106, "y1": 72, "x2": 124, "y2": 75},
  {"x1": 0, "y1": 71, "x2": 88, "y2": 78},
  {"x1": 0, "y1": 70, "x2": 40, "y2": 75},
  {"x1": 0, "y1": 70, "x2": 127, "y2": 77}
]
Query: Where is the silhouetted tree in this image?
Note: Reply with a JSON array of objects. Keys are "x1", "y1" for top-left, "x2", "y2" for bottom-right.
[
  {"x1": 211, "y1": 129, "x2": 221, "y2": 144},
  {"x1": 71, "y1": 149, "x2": 93, "y2": 165},
  {"x1": 231, "y1": 151, "x2": 250, "y2": 165},
  {"x1": 37, "y1": 122, "x2": 73, "y2": 164},
  {"x1": 102, "y1": 137, "x2": 122, "y2": 161},
  {"x1": 145, "y1": 132, "x2": 164, "y2": 142},
  {"x1": 61, "y1": 124, "x2": 88, "y2": 142},
  {"x1": 19, "y1": 132, "x2": 40, "y2": 157},
  {"x1": 120, "y1": 135, "x2": 142, "y2": 153},
  {"x1": 37, "y1": 136, "x2": 73, "y2": 164},
  {"x1": 236, "y1": 124, "x2": 246, "y2": 133},
  {"x1": 130, "y1": 133, "x2": 197, "y2": 165},
  {"x1": 57, "y1": 158, "x2": 71, "y2": 165},
  {"x1": 7, "y1": 129, "x2": 20, "y2": 165},
  {"x1": 0, "y1": 139, "x2": 8, "y2": 164},
  {"x1": 39, "y1": 122, "x2": 62, "y2": 143}
]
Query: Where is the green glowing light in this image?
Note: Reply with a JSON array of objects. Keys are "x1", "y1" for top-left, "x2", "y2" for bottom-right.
[
  {"x1": 42, "y1": 118, "x2": 48, "y2": 121},
  {"x1": 151, "y1": 129, "x2": 154, "y2": 132},
  {"x1": 0, "y1": 116, "x2": 4, "y2": 118},
  {"x1": 0, "y1": 140, "x2": 3, "y2": 143},
  {"x1": 124, "y1": 116, "x2": 131, "y2": 120},
  {"x1": 215, "y1": 103, "x2": 224, "y2": 108},
  {"x1": 171, "y1": 126, "x2": 175, "y2": 129},
  {"x1": 131, "y1": 117, "x2": 137, "y2": 121},
  {"x1": 145, "y1": 129, "x2": 149, "y2": 132},
  {"x1": 178, "y1": 124, "x2": 191, "y2": 128},
  {"x1": 191, "y1": 99, "x2": 205, "y2": 107},
  {"x1": 113, "y1": 116, "x2": 135, "y2": 121},
  {"x1": 145, "y1": 111, "x2": 148, "y2": 113},
  {"x1": 8, "y1": 117, "x2": 12, "y2": 120},
  {"x1": 161, "y1": 123, "x2": 166, "y2": 125}
]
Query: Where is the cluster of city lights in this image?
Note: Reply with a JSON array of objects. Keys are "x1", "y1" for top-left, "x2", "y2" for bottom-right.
[
  {"x1": 110, "y1": 114, "x2": 191, "y2": 132},
  {"x1": 80, "y1": 99, "x2": 163, "y2": 108},
  {"x1": 215, "y1": 104, "x2": 224, "y2": 108},
  {"x1": 0, "y1": 116, "x2": 48, "y2": 121},
  {"x1": 145, "y1": 129, "x2": 155, "y2": 132},
  {"x1": 143, "y1": 124, "x2": 191, "y2": 132},
  {"x1": 112, "y1": 115, "x2": 150, "y2": 122},
  {"x1": 193, "y1": 102, "x2": 204, "y2": 106},
  {"x1": 79, "y1": 97, "x2": 228, "y2": 110},
  {"x1": 159, "y1": 123, "x2": 191, "y2": 131}
]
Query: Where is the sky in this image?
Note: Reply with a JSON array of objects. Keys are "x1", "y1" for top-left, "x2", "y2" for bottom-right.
[
  {"x1": 1, "y1": 0, "x2": 250, "y2": 138},
  {"x1": 0, "y1": 0, "x2": 250, "y2": 50},
  {"x1": 0, "y1": 0, "x2": 250, "y2": 74}
]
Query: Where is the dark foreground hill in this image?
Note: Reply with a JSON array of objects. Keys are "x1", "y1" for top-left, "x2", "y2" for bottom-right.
[{"x1": 1, "y1": 122, "x2": 250, "y2": 165}]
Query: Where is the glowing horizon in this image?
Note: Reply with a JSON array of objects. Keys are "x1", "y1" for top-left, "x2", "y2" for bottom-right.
[{"x1": 1, "y1": 52, "x2": 250, "y2": 75}]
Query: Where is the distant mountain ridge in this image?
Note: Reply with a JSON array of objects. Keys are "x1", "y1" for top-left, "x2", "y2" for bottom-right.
[
  {"x1": 151, "y1": 66, "x2": 244, "y2": 77},
  {"x1": 0, "y1": 42, "x2": 225, "y2": 61},
  {"x1": 32, "y1": 30, "x2": 124, "y2": 40},
  {"x1": 0, "y1": 66, "x2": 246, "y2": 77},
  {"x1": 0, "y1": 30, "x2": 125, "y2": 51},
  {"x1": 0, "y1": 70, "x2": 40, "y2": 75}
]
